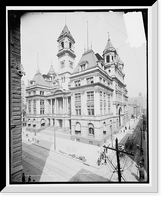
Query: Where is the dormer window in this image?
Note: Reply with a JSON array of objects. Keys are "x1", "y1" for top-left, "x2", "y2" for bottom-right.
[
  {"x1": 79, "y1": 61, "x2": 88, "y2": 72},
  {"x1": 80, "y1": 64, "x2": 85, "y2": 71}
]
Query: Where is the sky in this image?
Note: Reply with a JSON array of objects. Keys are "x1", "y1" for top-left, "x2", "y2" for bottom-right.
[{"x1": 21, "y1": 10, "x2": 147, "y2": 98}]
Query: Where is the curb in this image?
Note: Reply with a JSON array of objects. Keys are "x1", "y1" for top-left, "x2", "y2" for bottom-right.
[{"x1": 22, "y1": 139, "x2": 100, "y2": 170}]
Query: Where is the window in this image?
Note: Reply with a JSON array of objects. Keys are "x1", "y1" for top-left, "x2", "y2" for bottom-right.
[
  {"x1": 75, "y1": 122, "x2": 81, "y2": 134},
  {"x1": 100, "y1": 91, "x2": 103, "y2": 115},
  {"x1": 87, "y1": 77, "x2": 94, "y2": 84},
  {"x1": 103, "y1": 122, "x2": 106, "y2": 135},
  {"x1": 28, "y1": 100, "x2": 31, "y2": 114},
  {"x1": 87, "y1": 105, "x2": 94, "y2": 116},
  {"x1": 61, "y1": 77, "x2": 65, "y2": 83},
  {"x1": 33, "y1": 91, "x2": 36, "y2": 95},
  {"x1": 87, "y1": 91, "x2": 94, "y2": 101},
  {"x1": 33, "y1": 100, "x2": 36, "y2": 114},
  {"x1": 61, "y1": 61, "x2": 65, "y2": 68},
  {"x1": 80, "y1": 64, "x2": 86, "y2": 71},
  {"x1": 88, "y1": 123, "x2": 94, "y2": 136},
  {"x1": 75, "y1": 93, "x2": 81, "y2": 102},
  {"x1": 40, "y1": 100, "x2": 44, "y2": 105},
  {"x1": 106, "y1": 55, "x2": 110, "y2": 63},
  {"x1": 40, "y1": 100, "x2": 44, "y2": 114},
  {"x1": 100, "y1": 91, "x2": 102, "y2": 101},
  {"x1": 100, "y1": 102, "x2": 103, "y2": 115},
  {"x1": 69, "y1": 42, "x2": 72, "y2": 49},
  {"x1": 75, "y1": 106, "x2": 81, "y2": 115},
  {"x1": 103, "y1": 79, "x2": 105, "y2": 85},
  {"x1": 40, "y1": 91, "x2": 44, "y2": 95},
  {"x1": 69, "y1": 61, "x2": 73, "y2": 68},
  {"x1": 75, "y1": 80, "x2": 81, "y2": 87},
  {"x1": 99, "y1": 77, "x2": 102, "y2": 83},
  {"x1": 61, "y1": 41, "x2": 64, "y2": 48},
  {"x1": 40, "y1": 108, "x2": 44, "y2": 114}
]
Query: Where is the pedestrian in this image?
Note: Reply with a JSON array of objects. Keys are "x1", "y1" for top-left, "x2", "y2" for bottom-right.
[
  {"x1": 28, "y1": 176, "x2": 31, "y2": 182},
  {"x1": 22, "y1": 173, "x2": 25, "y2": 182},
  {"x1": 97, "y1": 158, "x2": 100, "y2": 166},
  {"x1": 104, "y1": 157, "x2": 107, "y2": 165}
]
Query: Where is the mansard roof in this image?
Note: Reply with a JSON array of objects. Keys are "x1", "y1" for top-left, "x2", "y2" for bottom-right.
[
  {"x1": 57, "y1": 24, "x2": 75, "y2": 43},
  {"x1": 32, "y1": 71, "x2": 50, "y2": 87},
  {"x1": 73, "y1": 49, "x2": 101, "y2": 74}
]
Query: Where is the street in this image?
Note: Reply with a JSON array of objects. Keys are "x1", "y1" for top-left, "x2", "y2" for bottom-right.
[{"x1": 22, "y1": 117, "x2": 146, "y2": 182}]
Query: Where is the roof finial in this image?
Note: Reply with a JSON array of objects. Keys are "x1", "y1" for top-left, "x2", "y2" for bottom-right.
[
  {"x1": 90, "y1": 41, "x2": 92, "y2": 49},
  {"x1": 87, "y1": 21, "x2": 89, "y2": 50},
  {"x1": 65, "y1": 13, "x2": 66, "y2": 25},
  {"x1": 107, "y1": 32, "x2": 110, "y2": 40},
  {"x1": 51, "y1": 60, "x2": 53, "y2": 66}
]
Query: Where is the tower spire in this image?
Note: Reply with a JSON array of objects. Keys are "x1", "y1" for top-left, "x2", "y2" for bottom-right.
[
  {"x1": 87, "y1": 21, "x2": 89, "y2": 50},
  {"x1": 108, "y1": 32, "x2": 110, "y2": 40},
  {"x1": 65, "y1": 13, "x2": 67, "y2": 25}
]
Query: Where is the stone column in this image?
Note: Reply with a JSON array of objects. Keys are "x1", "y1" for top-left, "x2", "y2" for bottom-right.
[
  {"x1": 66, "y1": 97, "x2": 68, "y2": 114},
  {"x1": 50, "y1": 99, "x2": 52, "y2": 114},
  {"x1": 62, "y1": 97, "x2": 64, "y2": 114}
]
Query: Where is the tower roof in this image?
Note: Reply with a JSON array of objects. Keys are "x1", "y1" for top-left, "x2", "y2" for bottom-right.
[
  {"x1": 47, "y1": 64, "x2": 56, "y2": 76},
  {"x1": 103, "y1": 38, "x2": 116, "y2": 54},
  {"x1": 57, "y1": 24, "x2": 75, "y2": 43}
]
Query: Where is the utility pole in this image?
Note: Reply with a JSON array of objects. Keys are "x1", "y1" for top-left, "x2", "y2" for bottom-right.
[
  {"x1": 116, "y1": 138, "x2": 121, "y2": 182},
  {"x1": 103, "y1": 138, "x2": 134, "y2": 182},
  {"x1": 54, "y1": 123, "x2": 56, "y2": 151}
]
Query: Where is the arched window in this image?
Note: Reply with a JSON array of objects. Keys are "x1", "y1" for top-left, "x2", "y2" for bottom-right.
[
  {"x1": 61, "y1": 41, "x2": 64, "y2": 48},
  {"x1": 88, "y1": 123, "x2": 94, "y2": 136},
  {"x1": 103, "y1": 122, "x2": 106, "y2": 135},
  {"x1": 106, "y1": 55, "x2": 110, "y2": 63},
  {"x1": 69, "y1": 42, "x2": 72, "y2": 49},
  {"x1": 75, "y1": 122, "x2": 81, "y2": 135}
]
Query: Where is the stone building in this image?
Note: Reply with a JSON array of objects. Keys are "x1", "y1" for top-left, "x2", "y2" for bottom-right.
[
  {"x1": 26, "y1": 23, "x2": 129, "y2": 146},
  {"x1": 70, "y1": 37, "x2": 129, "y2": 145},
  {"x1": 26, "y1": 24, "x2": 75, "y2": 132},
  {"x1": 9, "y1": 11, "x2": 25, "y2": 182}
]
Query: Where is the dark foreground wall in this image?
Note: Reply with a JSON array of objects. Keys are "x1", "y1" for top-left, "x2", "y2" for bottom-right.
[{"x1": 9, "y1": 11, "x2": 24, "y2": 182}]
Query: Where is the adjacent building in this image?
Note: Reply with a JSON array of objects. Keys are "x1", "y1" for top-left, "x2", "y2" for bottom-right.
[{"x1": 26, "y1": 23, "x2": 129, "y2": 146}]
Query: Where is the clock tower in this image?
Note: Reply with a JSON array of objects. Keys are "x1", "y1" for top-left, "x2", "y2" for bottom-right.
[{"x1": 57, "y1": 24, "x2": 76, "y2": 90}]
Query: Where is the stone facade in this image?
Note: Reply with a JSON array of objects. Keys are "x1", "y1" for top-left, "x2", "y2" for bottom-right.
[
  {"x1": 25, "y1": 23, "x2": 129, "y2": 147},
  {"x1": 9, "y1": 11, "x2": 24, "y2": 182}
]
